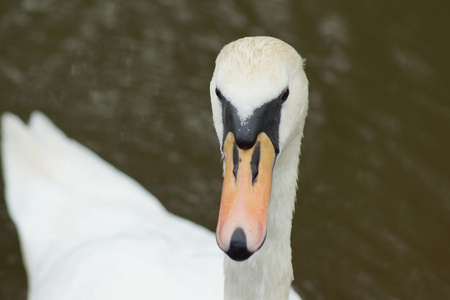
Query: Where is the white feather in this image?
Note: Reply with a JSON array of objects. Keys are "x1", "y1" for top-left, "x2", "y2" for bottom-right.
[{"x1": 2, "y1": 112, "x2": 223, "y2": 300}]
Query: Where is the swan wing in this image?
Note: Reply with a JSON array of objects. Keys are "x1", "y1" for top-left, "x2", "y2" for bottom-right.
[{"x1": 2, "y1": 112, "x2": 223, "y2": 300}]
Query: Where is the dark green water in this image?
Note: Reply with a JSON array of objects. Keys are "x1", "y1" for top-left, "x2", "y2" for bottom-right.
[{"x1": 0, "y1": 0, "x2": 449, "y2": 299}]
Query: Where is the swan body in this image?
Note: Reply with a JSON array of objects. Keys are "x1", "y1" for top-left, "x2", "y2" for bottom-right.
[
  {"x1": 2, "y1": 112, "x2": 225, "y2": 300},
  {"x1": 2, "y1": 36, "x2": 307, "y2": 300}
]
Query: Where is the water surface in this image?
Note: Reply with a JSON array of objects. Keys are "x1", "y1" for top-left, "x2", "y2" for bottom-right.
[{"x1": 1, "y1": 0, "x2": 449, "y2": 299}]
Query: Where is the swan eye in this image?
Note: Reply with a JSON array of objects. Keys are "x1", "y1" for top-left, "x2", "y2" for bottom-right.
[
  {"x1": 215, "y1": 88, "x2": 224, "y2": 102},
  {"x1": 280, "y1": 88, "x2": 289, "y2": 103}
]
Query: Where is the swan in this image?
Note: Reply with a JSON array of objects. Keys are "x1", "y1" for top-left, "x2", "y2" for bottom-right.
[
  {"x1": 2, "y1": 36, "x2": 307, "y2": 300},
  {"x1": 211, "y1": 36, "x2": 308, "y2": 299}
]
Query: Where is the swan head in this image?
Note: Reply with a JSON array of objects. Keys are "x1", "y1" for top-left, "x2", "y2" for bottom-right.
[{"x1": 210, "y1": 37, "x2": 308, "y2": 261}]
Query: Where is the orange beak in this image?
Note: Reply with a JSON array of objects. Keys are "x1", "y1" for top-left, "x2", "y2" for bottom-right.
[{"x1": 216, "y1": 132, "x2": 276, "y2": 261}]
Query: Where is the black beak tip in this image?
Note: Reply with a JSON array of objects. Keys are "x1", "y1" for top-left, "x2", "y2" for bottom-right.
[
  {"x1": 226, "y1": 248, "x2": 254, "y2": 261},
  {"x1": 226, "y1": 227, "x2": 254, "y2": 261}
]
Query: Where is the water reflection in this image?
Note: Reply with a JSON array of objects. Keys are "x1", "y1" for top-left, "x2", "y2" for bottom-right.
[{"x1": 1, "y1": 0, "x2": 449, "y2": 299}]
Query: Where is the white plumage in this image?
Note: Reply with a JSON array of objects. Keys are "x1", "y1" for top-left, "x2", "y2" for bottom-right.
[{"x1": 2, "y1": 111, "x2": 224, "y2": 299}]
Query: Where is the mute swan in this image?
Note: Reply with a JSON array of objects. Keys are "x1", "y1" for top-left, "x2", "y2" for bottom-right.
[
  {"x1": 211, "y1": 36, "x2": 308, "y2": 299},
  {"x1": 2, "y1": 36, "x2": 307, "y2": 300}
]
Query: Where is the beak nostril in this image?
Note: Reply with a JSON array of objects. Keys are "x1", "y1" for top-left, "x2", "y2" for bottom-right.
[
  {"x1": 227, "y1": 227, "x2": 253, "y2": 261},
  {"x1": 232, "y1": 144, "x2": 239, "y2": 180},
  {"x1": 251, "y1": 142, "x2": 260, "y2": 184}
]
